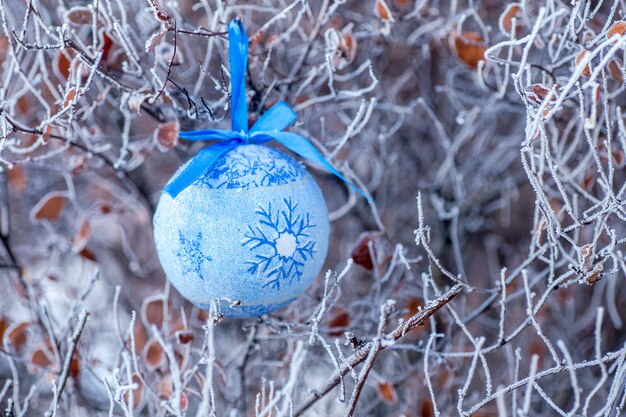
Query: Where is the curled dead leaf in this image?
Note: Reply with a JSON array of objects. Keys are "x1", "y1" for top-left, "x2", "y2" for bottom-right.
[
  {"x1": 4, "y1": 322, "x2": 30, "y2": 355},
  {"x1": 376, "y1": 380, "x2": 398, "y2": 403},
  {"x1": 65, "y1": 7, "x2": 93, "y2": 25},
  {"x1": 350, "y1": 231, "x2": 391, "y2": 272},
  {"x1": 176, "y1": 330, "x2": 194, "y2": 345},
  {"x1": 63, "y1": 88, "x2": 78, "y2": 107},
  {"x1": 72, "y1": 218, "x2": 92, "y2": 253},
  {"x1": 607, "y1": 21, "x2": 626, "y2": 39},
  {"x1": 582, "y1": 169, "x2": 595, "y2": 191},
  {"x1": 499, "y1": 3, "x2": 522, "y2": 35},
  {"x1": 143, "y1": 338, "x2": 166, "y2": 371},
  {"x1": 334, "y1": 28, "x2": 357, "y2": 70},
  {"x1": 154, "y1": 121, "x2": 179, "y2": 152},
  {"x1": 145, "y1": 30, "x2": 167, "y2": 53},
  {"x1": 575, "y1": 50, "x2": 591, "y2": 77},
  {"x1": 31, "y1": 192, "x2": 67, "y2": 221},
  {"x1": 585, "y1": 262, "x2": 604, "y2": 285},
  {"x1": 351, "y1": 231, "x2": 381, "y2": 271},
  {"x1": 55, "y1": 50, "x2": 76, "y2": 81},
  {"x1": 579, "y1": 244, "x2": 593, "y2": 271},
  {"x1": 141, "y1": 295, "x2": 165, "y2": 328},
  {"x1": 7, "y1": 166, "x2": 26, "y2": 192},
  {"x1": 452, "y1": 31, "x2": 487, "y2": 69},
  {"x1": 123, "y1": 374, "x2": 144, "y2": 409},
  {"x1": 612, "y1": 150, "x2": 625, "y2": 167},
  {"x1": 327, "y1": 307, "x2": 350, "y2": 337},
  {"x1": 0, "y1": 317, "x2": 6, "y2": 344},
  {"x1": 70, "y1": 353, "x2": 81, "y2": 378},
  {"x1": 374, "y1": 0, "x2": 394, "y2": 22},
  {"x1": 608, "y1": 58, "x2": 624, "y2": 81},
  {"x1": 79, "y1": 247, "x2": 97, "y2": 262},
  {"x1": 31, "y1": 348, "x2": 54, "y2": 370}
]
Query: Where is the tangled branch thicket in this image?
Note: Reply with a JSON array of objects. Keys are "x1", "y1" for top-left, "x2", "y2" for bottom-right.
[{"x1": 0, "y1": 0, "x2": 625, "y2": 415}]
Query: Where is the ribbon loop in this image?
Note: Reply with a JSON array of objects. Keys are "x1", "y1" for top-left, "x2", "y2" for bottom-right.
[
  {"x1": 228, "y1": 18, "x2": 249, "y2": 134},
  {"x1": 166, "y1": 18, "x2": 370, "y2": 204}
]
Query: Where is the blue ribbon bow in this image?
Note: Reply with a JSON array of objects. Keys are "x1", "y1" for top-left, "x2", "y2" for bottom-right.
[{"x1": 164, "y1": 18, "x2": 369, "y2": 203}]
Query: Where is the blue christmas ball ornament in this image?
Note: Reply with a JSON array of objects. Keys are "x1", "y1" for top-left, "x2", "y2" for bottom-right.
[
  {"x1": 153, "y1": 144, "x2": 330, "y2": 318},
  {"x1": 152, "y1": 18, "x2": 367, "y2": 318}
]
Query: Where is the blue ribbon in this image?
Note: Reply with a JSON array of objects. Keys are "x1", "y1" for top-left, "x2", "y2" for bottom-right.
[{"x1": 164, "y1": 18, "x2": 369, "y2": 203}]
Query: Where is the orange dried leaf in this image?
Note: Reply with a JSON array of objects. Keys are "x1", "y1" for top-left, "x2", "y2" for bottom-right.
[
  {"x1": 612, "y1": 150, "x2": 625, "y2": 167},
  {"x1": 575, "y1": 50, "x2": 591, "y2": 77},
  {"x1": 70, "y1": 353, "x2": 80, "y2": 378},
  {"x1": 607, "y1": 21, "x2": 626, "y2": 39},
  {"x1": 124, "y1": 374, "x2": 144, "y2": 408},
  {"x1": 582, "y1": 170, "x2": 595, "y2": 191},
  {"x1": 499, "y1": 3, "x2": 521, "y2": 35},
  {"x1": 586, "y1": 262, "x2": 604, "y2": 285},
  {"x1": 154, "y1": 121, "x2": 179, "y2": 152},
  {"x1": 157, "y1": 376, "x2": 173, "y2": 398},
  {"x1": 351, "y1": 231, "x2": 381, "y2": 270},
  {"x1": 420, "y1": 399, "x2": 435, "y2": 417},
  {"x1": 5, "y1": 322, "x2": 29, "y2": 354},
  {"x1": 176, "y1": 330, "x2": 194, "y2": 344},
  {"x1": 180, "y1": 392, "x2": 188, "y2": 411},
  {"x1": 145, "y1": 30, "x2": 167, "y2": 53},
  {"x1": 453, "y1": 31, "x2": 486, "y2": 69},
  {"x1": 249, "y1": 32, "x2": 265, "y2": 52},
  {"x1": 374, "y1": 0, "x2": 394, "y2": 22},
  {"x1": 7, "y1": 166, "x2": 26, "y2": 192},
  {"x1": 79, "y1": 247, "x2": 97, "y2": 262},
  {"x1": 334, "y1": 29, "x2": 358, "y2": 70},
  {"x1": 31, "y1": 348, "x2": 53, "y2": 369},
  {"x1": 65, "y1": 7, "x2": 92, "y2": 25},
  {"x1": 343, "y1": 31, "x2": 357, "y2": 62},
  {"x1": 143, "y1": 338, "x2": 166, "y2": 370},
  {"x1": 403, "y1": 297, "x2": 423, "y2": 320},
  {"x1": 0, "y1": 317, "x2": 7, "y2": 344},
  {"x1": 393, "y1": 0, "x2": 411, "y2": 8},
  {"x1": 376, "y1": 380, "x2": 397, "y2": 403},
  {"x1": 327, "y1": 308, "x2": 350, "y2": 337},
  {"x1": 580, "y1": 243, "x2": 593, "y2": 271},
  {"x1": 31, "y1": 192, "x2": 66, "y2": 221},
  {"x1": 147, "y1": 0, "x2": 172, "y2": 26},
  {"x1": 63, "y1": 88, "x2": 77, "y2": 107},
  {"x1": 72, "y1": 218, "x2": 91, "y2": 252},
  {"x1": 141, "y1": 296, "x2": 165, "y2": 327},
  {"x1": 608, "y1": 58, "x2": 624, "y2": 81},
  {"x1": 56, "y1": 50, "x2": 74, "y2": 80}
]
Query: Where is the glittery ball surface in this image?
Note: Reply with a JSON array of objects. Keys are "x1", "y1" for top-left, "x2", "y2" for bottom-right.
[{"x1": 153, "y1": 144, "x2": 330, "y2": 318}]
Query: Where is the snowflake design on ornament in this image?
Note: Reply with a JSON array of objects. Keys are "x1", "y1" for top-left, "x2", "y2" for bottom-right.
[
  {"x1": 176, "y1": 231, "x2": 212, "y2": 279},
  {"x1": 199, "y1": 146, "x2": 303, "y2": 190},
  {"x1": 242, "y1": 198, "x2": 317, "y2": 290}
]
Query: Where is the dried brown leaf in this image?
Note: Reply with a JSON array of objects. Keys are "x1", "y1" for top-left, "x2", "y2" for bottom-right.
[
  {"x1": 72, "y1": 218, "x2": 92, "y2": 252},
  {"x1": 143, "y1": 338, "x2": 166, "y2": 370},
  {"x1": 575, "y1": 50, "x2": 591, "y2": 77},
  {"x1": 453, "y1": 31, "x2": 487, "y2": 69},
  {"x1": 65, "y1": 7, "x2": 93, "y2": 25},
  {"x1": 376, "y1": 380, "x2": 398, "y2": 403},
  {"x1": 374, "y1": 0, "x2": 394, "y2": 22},
  {"x1": 607, "y1": 21, "x2": 626, "y2": 39},
  {"x1": 145, "y1": 30, "x2": 167, "y2": 53},
  {"x1": 499, "y1": 3, "x2": 521, "y2": 35},
  {"x1": 31, "y1": 192, "x2": 66, "y2": 221},
  {"x1": 327, "y1": 307, "x2": 350, "y2": 337},
  {"x1": 154, "y1": 121, "x2": 179, "y2": 152}
]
